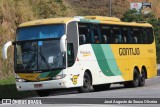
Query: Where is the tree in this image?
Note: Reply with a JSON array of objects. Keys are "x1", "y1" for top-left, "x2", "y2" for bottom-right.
[
  {"x1": 121, "y1": 9, "x2": 160, "y2": 63},
  {"x1": 121, "y1": 9, "x2": 144, "y2": 22}
]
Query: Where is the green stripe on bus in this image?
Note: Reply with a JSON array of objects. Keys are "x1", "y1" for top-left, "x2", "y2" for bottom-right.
[
  {"x1": 47, "y1": 70, "x2": 61, "y2": 77},
  {"x1": 80, "y1": 19, "x2": 100, "y2": 23},
  {"x1": 39, "y1": 70, "x2": 61, "y2": 78},
  {"x1": 101, "y1": 45, "x2": 122, "y2": 76},
  {"x1": 91, "y1": 44, "x2": 122, "y2": 76}
]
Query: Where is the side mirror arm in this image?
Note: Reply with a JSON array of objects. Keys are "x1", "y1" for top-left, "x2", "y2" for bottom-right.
[{"x1": 2, "y1": 41, "x2": 13, "y2": 59}]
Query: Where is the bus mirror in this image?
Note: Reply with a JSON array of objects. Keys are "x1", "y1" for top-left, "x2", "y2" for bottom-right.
[
  {"x1": 2, "y1": 41, "x2": 13, "y2": 59},
  {"x1": 60, "y1": 35, "x2": 66, "y2": 52}
]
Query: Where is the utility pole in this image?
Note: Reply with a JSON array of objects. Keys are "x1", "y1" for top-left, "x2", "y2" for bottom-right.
[{"x1": 109, "y1": 0, "x2": 112, "y2": 17}]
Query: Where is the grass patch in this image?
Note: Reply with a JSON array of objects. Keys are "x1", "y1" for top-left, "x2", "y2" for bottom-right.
[{"x1": 0, "y1": 76, "x2": 36, "y2": 99}]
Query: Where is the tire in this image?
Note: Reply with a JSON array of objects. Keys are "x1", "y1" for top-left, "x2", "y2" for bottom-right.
[
  {"x1": 124, "y1": 69, "x2": 139, "y2": 88},
  {"x1": 36, "y1": 90, "x2": 51, "y2": 97},
  {"x1": 93, "y1": 84, "x2": 111, "y2": 91},
  {"x1": 139, "y1": 69, "x2": 146, "y2": 86},
  {"x1": 78, "y1": 72, "x2": 92, "y2": 93}
]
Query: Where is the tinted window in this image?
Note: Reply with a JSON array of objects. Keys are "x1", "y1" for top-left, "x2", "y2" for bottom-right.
[
  {"x1": 121, "y1": 27, "x2": 129, "y2": 43},
  {"x1": 112, "y1": 26, "x2": 122, "y2": 43},
  {"x1": 130, "y1": 28, "x2": 142, "y2": 44},
  {"x1": 17, "y1": 24, "x2": 65, "y2": 41},
  {"x1": 78, "y1": 23, "x2": 91, "y2": 45},
  {"x1": 78, "y1": 23, "x2": 154, "y2": 44},
  {"x1": 100, "y1": 25, "x2": 112, "y2": 44},
  {"x1": 91, "y1": 24, "x2": 101, "y2": 43}
]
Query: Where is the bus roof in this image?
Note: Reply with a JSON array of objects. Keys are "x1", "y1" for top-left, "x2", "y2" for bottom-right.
[
  {"x1": 18, "y1": 16, "x2": 153, "y2": 28},
  {"x1": 18, "y1": 17, "x2": 74, "y2": 27}
]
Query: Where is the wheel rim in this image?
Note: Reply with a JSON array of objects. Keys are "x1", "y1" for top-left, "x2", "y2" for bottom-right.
[
  {"x1": 140, "y1": 72, "x2": 145, "y2": 83},
  {"x1": 134, "y1": 72, "x2": 139, "y2": 85},
  {"x1": 83, "y1": 76, "x2": 90, "y2": 89}
]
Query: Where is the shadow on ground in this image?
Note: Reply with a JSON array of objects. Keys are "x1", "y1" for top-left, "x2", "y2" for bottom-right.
[
  {"x1": 0, "y1": 84, "x2": 36, "y2": 99},
  {"x1": 157, "y1": 69, "x2": 160, "y2": 76}
]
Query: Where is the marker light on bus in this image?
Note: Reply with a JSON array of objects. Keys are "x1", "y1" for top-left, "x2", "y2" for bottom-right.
[{"x1": 52, "y1": 74, "x2": 66, "y2": 80}]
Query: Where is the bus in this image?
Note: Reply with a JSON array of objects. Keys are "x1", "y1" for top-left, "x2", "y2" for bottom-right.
[{"x1": 2, "y1": 16, "x2": 157, "y2": 97}]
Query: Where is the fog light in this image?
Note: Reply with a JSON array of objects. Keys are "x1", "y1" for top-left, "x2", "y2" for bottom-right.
[{"x1": 17, "y1": 86, "x2": 21, "y2": 89}]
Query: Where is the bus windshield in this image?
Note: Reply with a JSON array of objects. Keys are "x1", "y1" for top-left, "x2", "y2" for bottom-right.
[
  {"x1": 15, "y1": 24, "x2": 66, "y2": 72},
  {"x1": 16, "y1": 24, "x2": 65, "y2": 41}
]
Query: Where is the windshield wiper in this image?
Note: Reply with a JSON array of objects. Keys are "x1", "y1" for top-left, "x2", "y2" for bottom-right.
[
  {"x1": 39, "y1": 50, "x2": 52, "y2": 70},
  {"x1": 25, "y1": 53, "x2": 36, "y2": 71}
]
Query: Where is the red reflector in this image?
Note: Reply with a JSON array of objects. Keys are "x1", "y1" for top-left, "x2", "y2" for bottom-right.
[
  {"x1": 77, "y1": 57, "x2": 79, "y2": 61},
  {"x1": 34, "y1": 84, "x2": 43, "y2": 88}
]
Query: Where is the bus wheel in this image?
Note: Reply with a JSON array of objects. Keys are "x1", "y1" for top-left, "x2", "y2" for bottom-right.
[
  {"x1": 36, "y1": 90, "x2": 51, "y2": 97},
  {"x1": 124, "y1": 69, "x2": 139, "y2": 88},
  {"x1": 93, "y1": 84, "x2": 111, "y2": 91},
  {"x1": 78, "y1": 72, "x2": 91, "y2": 93},
  {"x1": 139, "y1": 69, "x2": 146, "y2": 86}
]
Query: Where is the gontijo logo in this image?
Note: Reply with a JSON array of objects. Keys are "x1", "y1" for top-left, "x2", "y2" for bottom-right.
[{"x1": 119, "y1": 48, "x2": 140, "y2": 56}]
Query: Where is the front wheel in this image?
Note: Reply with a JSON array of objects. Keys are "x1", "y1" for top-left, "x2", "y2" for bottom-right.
[{"x1": 77, "y1": 72, "x2": 92, "y2": 93}]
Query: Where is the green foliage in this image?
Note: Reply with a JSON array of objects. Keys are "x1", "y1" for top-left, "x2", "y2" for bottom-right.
[
  {"x1": 121, "y1": 9, "x2": 144, "y2": 22},
  {"x1": 0, "y1": 0, "x2": 68, "y2": 80},
  {"x1": 121, "y1": 9, "x2": 160, "y2": 63},
  {"x1": 0, "y1": 76, "x2": 36, "y2": 98}
]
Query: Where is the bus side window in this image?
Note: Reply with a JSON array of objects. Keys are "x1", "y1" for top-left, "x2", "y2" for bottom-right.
[
  {"x1": 142, "y1": 28, "x2": 147, "y2": 43},
  {"x1": 122, "y1": 27, "x2": 129, "y2": 44},
  {"x1": 147, "y1": 28, "x2": 154, "y2": 44},
  {"x1": 67, "y1": 43, "x2": 74, "y2": 67},
  {"x1": 102, "y1": 35, "x2": 107, "y2": 43},
  {"x1": 112, "y1": 26, "x2": 122, "y2": 44},
  {"x1": 91, "y1": 24, "x2": 101, "y2": 43},
  {"x1": 79, "y1": 34, "x2": 86, "y2": 45},
  {"x1": 100, "y1": 25, "x2": 111, "y2": 44},
  {"x1": 78, "y1": 23, "x2": 91, "y2": 45},
  {"x1": 131, "y1": 28, "x2": 142, "y2": 44}
]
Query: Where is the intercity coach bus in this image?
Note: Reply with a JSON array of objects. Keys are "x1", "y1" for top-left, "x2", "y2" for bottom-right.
[{"x1": 2, "y1": 16, "x2": 157, "y2": 97}]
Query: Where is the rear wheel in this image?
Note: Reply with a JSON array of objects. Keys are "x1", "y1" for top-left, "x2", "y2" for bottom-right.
[
  {"x1": 139, "y1": 69, "x2": 146, "y2": 86},
  {"x1": 93, "y1": 84, "x2": 111, "y2": 91},
  {"x1": 124, "y1": 69, "x2": 139, "y2": 88},
  {"x1": 78, "y1": 72, "x2": 91, "y2": 93},
  {"x1": 36, "y1": 90, "x2": 51, "y2": 97}
]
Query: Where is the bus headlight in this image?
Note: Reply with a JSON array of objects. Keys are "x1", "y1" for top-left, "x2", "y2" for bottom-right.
[
  {"x1": 52, "y1": 74, "x2": 66, "y2": 80},
  {"x1": 16, "y1": 78, "x2": 26, "y2": 82}
]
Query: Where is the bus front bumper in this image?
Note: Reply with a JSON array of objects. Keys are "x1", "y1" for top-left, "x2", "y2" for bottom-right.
[{"x1": 16, "y1": 79, "x2": 69, "y2": 91}]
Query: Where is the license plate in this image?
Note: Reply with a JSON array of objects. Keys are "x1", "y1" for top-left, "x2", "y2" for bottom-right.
[{"x1": 34, "y1": 84, "x2": 43, "y2": 88}]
